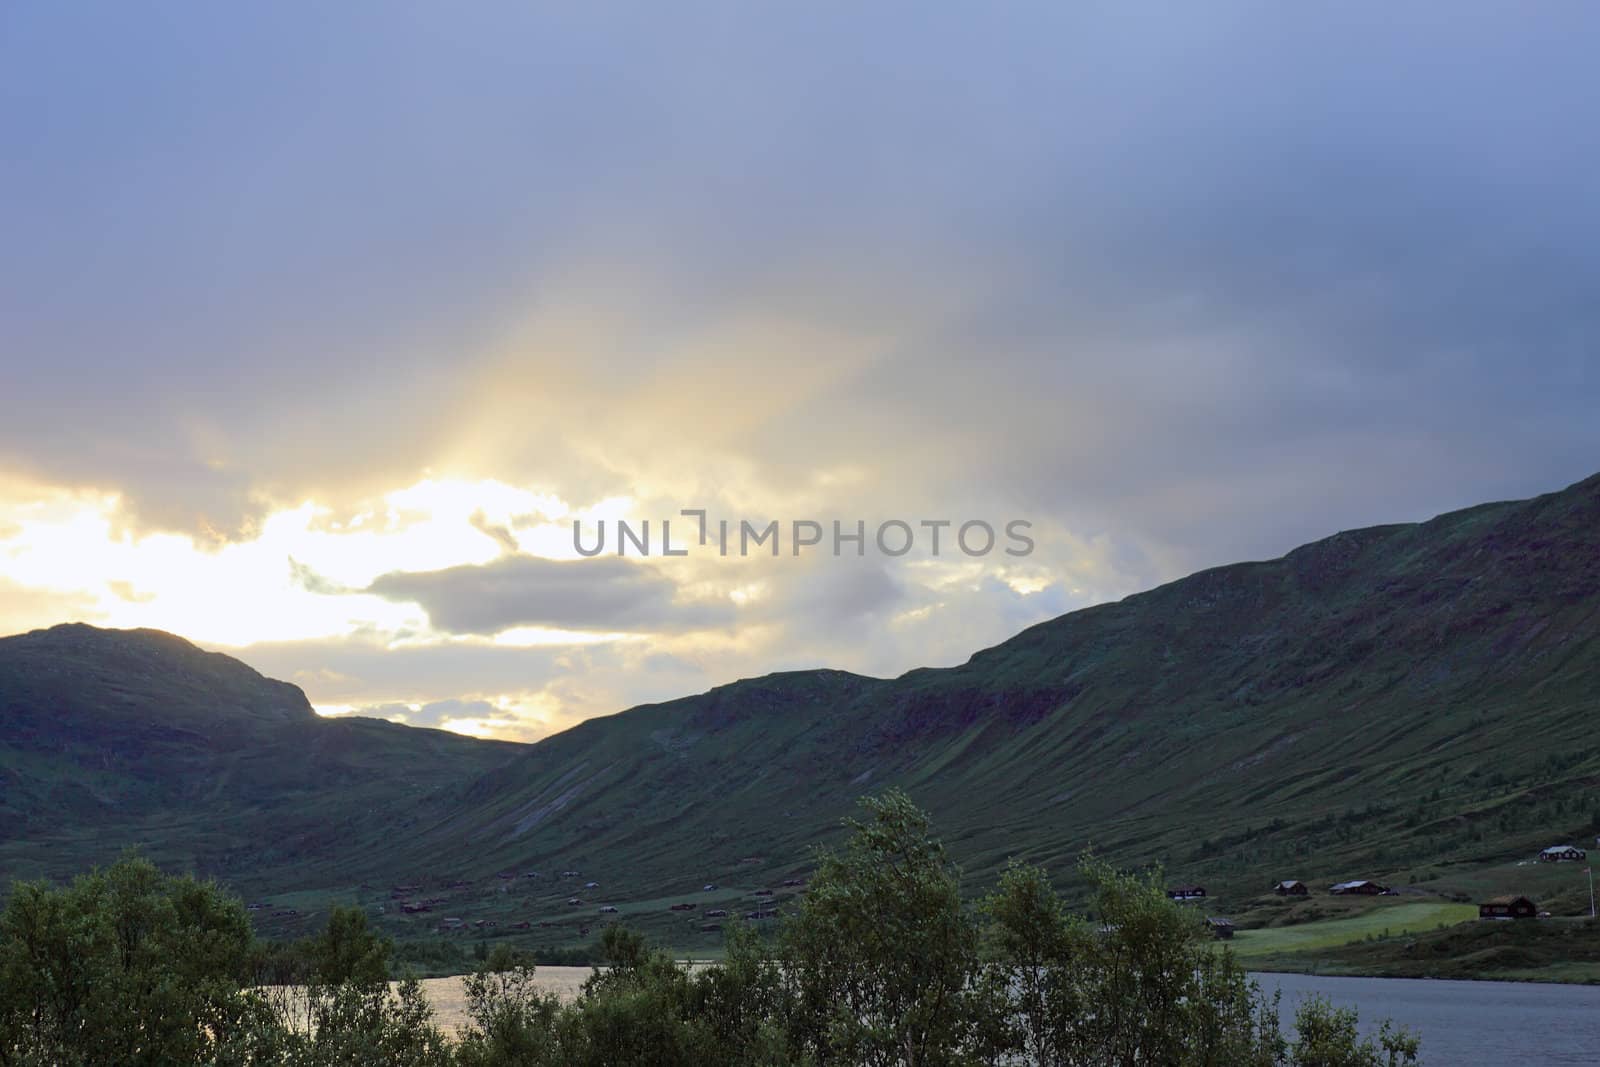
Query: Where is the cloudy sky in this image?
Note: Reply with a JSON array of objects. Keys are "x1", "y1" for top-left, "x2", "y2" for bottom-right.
[{"x1": 2, "y1": 3, "x2": 1596, "y2": 740}]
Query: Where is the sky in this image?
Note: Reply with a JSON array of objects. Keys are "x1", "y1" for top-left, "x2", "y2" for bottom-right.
[{"x1": 2, "y1": 3, "x2": 1597, "y2": 741}]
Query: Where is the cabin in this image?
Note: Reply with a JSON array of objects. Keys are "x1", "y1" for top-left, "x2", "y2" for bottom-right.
[
  {"x1": 1166, "y1": 885, "x2": 1206, "y2": 901},
  {"x1": 567, "y1": 897, "x2": 583, "y2": 906},
  {"x1": 440, "y1": 917, "x2": 463, "y2": 930},
  {"x1": 782, "y1": 878, "x2": 806, "y2": 887},
  {"x1": 702, "y1": 883, "x2": 719, "y2": 891},
  {"x1": 1538, "y1": 845, "x2": 1587, "y2": 863},
  {"x1": 699, "y1": 923, "x2": 724, "y2": 932},
  {"x1": 1274, "y1": 880, "x2": 1308, "y2": 897},
  {"x1": 1329, "y1": 880, "x2": 1387, "y2": 896},
  {"x1": 754, "y1": 889, "x2": 774, "y2": 897},
  {"x1": 1206, "y1": 917, "x2": 1235, "y2": 940},
  {"x1": 584, "y1": 881, "x2": 601, "y2": 889},
  {"x1": 598, "y1": 905, "x2": 619, "y2": 914},
  {"x1": 670, "y1": 903, "x2": 698, "y2": 912},
  {"x1": 1479, "y1": 895, "x2": 1537, "y2": 920},
  {"x1": 704, "y1": 909, "x2": 729, "y2": 918}
]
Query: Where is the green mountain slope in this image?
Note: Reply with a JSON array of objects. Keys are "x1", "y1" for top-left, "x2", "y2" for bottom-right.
[
  {"x1": 383, "y1": 472, "x2": 1600, "y2": 927},
  {"x1": 3, "y1": 473, "x2": 1598, "y2": 948},
  {"x1": 0, "y1": 623, "x2": 522, "y2": 889}
]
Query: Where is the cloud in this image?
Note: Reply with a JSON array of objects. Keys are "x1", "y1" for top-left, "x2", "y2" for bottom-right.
[
  {"x1": 2, "y1": 3, "x2": 1596, "y2": 559},
  {"x1": 288, "y1": 557, "x2": 351, "y2": 596},
  {"x1": 366, "y1": 555, "x2": 735, "y2": 636},
  {"x1": 351, "y1": 698, "x2": 517, "y2": 731},
  {"x1": 3, "y1": 4, "x2": 1600, "y2": 738}
]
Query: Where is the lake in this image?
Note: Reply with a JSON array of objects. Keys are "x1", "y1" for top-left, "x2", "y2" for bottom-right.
[{"x1": 1254, "y1": 971, "x2": 1600, "y2": 1066}]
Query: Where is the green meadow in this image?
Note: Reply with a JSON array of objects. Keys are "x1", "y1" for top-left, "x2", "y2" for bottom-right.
[{"x1": 1230, "y1": 901, "x2": 1479, "y2": 959}]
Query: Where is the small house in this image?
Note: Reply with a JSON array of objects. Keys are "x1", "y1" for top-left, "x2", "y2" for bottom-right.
[
  {"x1": 704, "y1": 909, "x2": 729, "y2": 918},
  {"x1": 1479, "y1": 895, "x2": 1537, "y2": 920},
  {"x1": 1329, "y1": 880, "x2": 1387, "y2": 896},
  {"x1": 1274, "y1": 880, "x2": 1308, "y2": 896},
  {"x1": 598, "y1": 905, "x2": 619, "y2": 914},
  {"x1": 1205, "y1": 917, "x2": 1235, "y2": 940},
  {"x1": 1538, "y1": 845, "x2": 1587, "y2": 863},
  {"x1": 1166, "y1": 885, "x2": 1206, "y2": 901}
]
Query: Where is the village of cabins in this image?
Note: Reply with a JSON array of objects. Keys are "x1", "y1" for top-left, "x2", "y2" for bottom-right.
[
  {"x1": 1166, "y1": 842, "x2": 1591, "y2": 940},
  {"x1": 245, "y1": 843, "x2": 1592, "y2": 945}
]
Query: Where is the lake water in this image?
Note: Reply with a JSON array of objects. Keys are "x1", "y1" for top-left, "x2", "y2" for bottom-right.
[{"x1": 1254, "y1": 971, "x2": 1600, "y2": 1066}]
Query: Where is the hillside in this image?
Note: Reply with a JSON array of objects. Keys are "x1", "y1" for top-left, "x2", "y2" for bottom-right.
[
  {"x1": 0, "y1": 624, "x2": 522, "y2": 889},
  {"x1": 361, "y1": 471, "x2": 1600, "y2": 946},
  {"x1": 2, "y1": 474, "x2": 1599, "y2": 956}
]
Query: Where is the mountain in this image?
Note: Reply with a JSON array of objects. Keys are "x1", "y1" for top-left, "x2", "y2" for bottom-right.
[
  {"x1": 3, "y1": 473, "x2": 1599, "y2": 944},
  {"x1": 0, "y1": 623, "x2": 521, "y2": 888},
  {"x1": 374, "y1": 471, "x2": 1600, "y2": 928}
]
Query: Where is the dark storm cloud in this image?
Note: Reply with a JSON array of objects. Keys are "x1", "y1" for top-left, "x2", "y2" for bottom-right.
[
  {"x1": 366, "y1": 555, "x2": 734, "y2": 635},
  {"x1": 1, "y1": 2, "x2": 1596, "y2": 571}
]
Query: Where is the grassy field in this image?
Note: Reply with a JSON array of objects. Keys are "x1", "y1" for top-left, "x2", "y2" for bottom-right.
[
  {"x1": 1229, "y1": 901, "x2": 1478, "y2": 959},
  {"x1": 1237, "y1": 913, "x2": 1600, "y2": 983}
]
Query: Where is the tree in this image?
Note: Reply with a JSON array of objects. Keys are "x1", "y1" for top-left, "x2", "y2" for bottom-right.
[
  {"x1": 1291, "y1": 997, "x2": 1420, "y2": 1067},
  {"x1": 979, "y1": 861, "x2": 1093, "y2": 1063},
  {"x1": 0, "y1": 852, "x2": 258, "y2": 1066},
  {"x1": 778, "y1": 789, "x2": 983, "y2": 1065},
  {"x1": 981, "y1": 855, "x2": 1284, "y2": 1066}
]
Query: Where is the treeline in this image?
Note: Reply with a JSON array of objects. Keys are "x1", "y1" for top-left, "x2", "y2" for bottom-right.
[
  {"x1": 0, "y1": 791, "x2": 1419, "y2": 1065},
  {"x1": 254, "y1": 931, "x2": 604, "y2": 985}
]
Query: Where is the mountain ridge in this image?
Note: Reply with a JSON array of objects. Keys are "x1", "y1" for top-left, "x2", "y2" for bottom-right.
[{"x1": 1, "y1": 471, "x2": 1598, "y2": 945}]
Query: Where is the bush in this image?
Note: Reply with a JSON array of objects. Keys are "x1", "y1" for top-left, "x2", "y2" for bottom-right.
[
  {"x1": 0, "y1": 851, "x2": 259, "y2": 1066},
  {"x1": 0, "y1": 798, "x2": 1422, "y2": 1066}
]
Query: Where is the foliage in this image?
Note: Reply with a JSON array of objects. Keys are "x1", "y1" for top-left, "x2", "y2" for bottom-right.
[
  {"x1": 0, "y1": 797, "x2": 1424, "y2": 1066},
  {"x1": 1291, "y1": 997, "x2": 1420, "y2": 1067},
  {"x1": 777, "y1": 788, "x2": 983, "y2": 1065},
  {"x1": 981, "y1": 856, "x2": 1286, "y2": 1066},
  {"x1": 0, "y1": 851, "x2": 258, "y2": 1066}
]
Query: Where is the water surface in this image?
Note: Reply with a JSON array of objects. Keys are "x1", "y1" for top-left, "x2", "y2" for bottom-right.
[{"x1": 1254, "y1": 971, "x2": 1600, "y2": 1066}]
